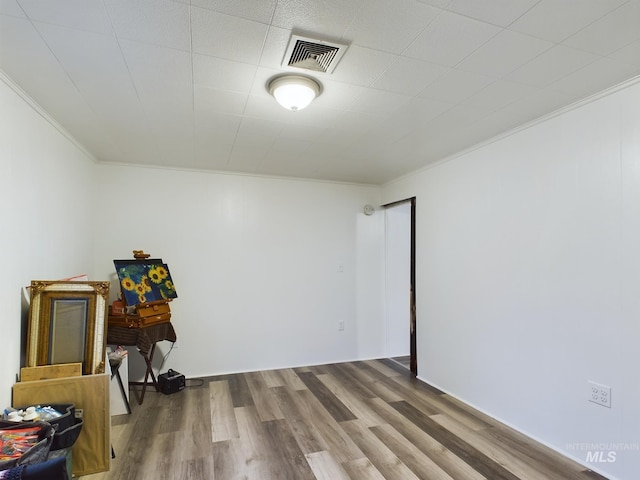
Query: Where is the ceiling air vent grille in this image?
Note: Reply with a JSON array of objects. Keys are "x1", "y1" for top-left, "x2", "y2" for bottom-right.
[
  {"x1": 283, "y1": 35, "x2": 347, "y2": 74},
  {"x1": 288, "y1": 40, "x2": 339, "y2": 72}
]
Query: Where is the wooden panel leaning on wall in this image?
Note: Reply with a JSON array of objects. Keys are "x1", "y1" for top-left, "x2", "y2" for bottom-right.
[{"x1": 13, "y1": 373, "x2": 110, "y2": 477}]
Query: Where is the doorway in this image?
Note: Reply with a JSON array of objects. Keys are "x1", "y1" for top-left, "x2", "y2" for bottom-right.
[{"x1": 383, "y1": 197, "x2": 416, "y2": 375}]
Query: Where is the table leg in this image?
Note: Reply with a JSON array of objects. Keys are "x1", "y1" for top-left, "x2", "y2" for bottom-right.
[
  {"x1": 138, "y1": 344, "x2": 159, "y2": 405},
  {"x1": 115, "y1": 370, "x2": 132, "y2": 414}
]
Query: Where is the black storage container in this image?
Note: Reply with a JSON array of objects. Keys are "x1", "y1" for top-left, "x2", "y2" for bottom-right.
[
  {"x1": 8, "y1": 404, "x2": 83, "y2": 452},
  {"x1": 0, "y1": 420, "x2": 55, "y2": 470},
  {"x1": 158, "y1": 369, "x2": 185, "y2": 394}
]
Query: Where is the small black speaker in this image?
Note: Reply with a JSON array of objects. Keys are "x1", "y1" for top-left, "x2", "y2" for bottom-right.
[{"x1": 158, "y1": 369, "x2": 185, "y2": 395}]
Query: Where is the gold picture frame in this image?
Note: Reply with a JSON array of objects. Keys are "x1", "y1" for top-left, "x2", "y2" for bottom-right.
[{"x1": 26, "y1": 280, "x2": 109, "y2": 375}]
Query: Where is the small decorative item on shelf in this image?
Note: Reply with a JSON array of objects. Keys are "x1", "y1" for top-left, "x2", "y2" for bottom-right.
[{"x1": 111, "y1": 297, "x2": 124, "y2": 316}]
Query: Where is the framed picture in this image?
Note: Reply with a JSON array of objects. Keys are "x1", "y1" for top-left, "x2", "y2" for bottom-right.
[
  {"x1": 26, "y1": 280, "x2": 109, "y2": 375},
  {"x1": 113, "y1": 259, "x2": 178, "y2": 307}
]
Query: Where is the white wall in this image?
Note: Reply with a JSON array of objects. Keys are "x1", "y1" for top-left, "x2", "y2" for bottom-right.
[
  {"x1": 385, "y1": 202, "x2": 411, "y2": 357},
  {"x1": 0, "y1": 74, "x2": 97, "y2": 407},
  {"x1": 93, "y1": 164, "x2": 386, "y2": 379},
  {"x1": 382, "y1": 79, "x2": 640, "y2": 480}
]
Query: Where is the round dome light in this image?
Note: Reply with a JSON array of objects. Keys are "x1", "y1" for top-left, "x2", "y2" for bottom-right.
[{"x1": 268, "y1": 75, "x2": 321, "y2": 112}]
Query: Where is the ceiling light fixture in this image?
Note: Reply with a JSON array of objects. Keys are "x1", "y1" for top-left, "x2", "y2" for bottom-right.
[{"x1": 267, "y1": 75, "x2": 321, "y2": 112}]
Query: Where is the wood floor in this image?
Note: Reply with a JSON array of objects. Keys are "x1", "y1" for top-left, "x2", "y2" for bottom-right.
[{"x1": 83, "y1": 359, "x2": 607, "y2": 480}]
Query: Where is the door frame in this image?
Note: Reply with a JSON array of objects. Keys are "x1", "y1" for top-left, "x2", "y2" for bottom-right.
[{"x1": 383, "y1": 197, "x2": 417, "y2": 375}]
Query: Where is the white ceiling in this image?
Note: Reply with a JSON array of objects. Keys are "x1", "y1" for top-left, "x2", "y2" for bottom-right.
[{"x1": 2, "y1": 0, "x2": 640, "y2": 185}]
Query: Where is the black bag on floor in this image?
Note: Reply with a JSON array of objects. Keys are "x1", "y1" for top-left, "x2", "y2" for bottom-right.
[
  {"x1": 7, "y1": 404, "x2": 83, "y2": 452},
  {"x1": 0, "y1": 420, "x2": 55, "y2": 471},
  {"x1": 43, "y1": 404, "x2": 83, "y2": 451}
]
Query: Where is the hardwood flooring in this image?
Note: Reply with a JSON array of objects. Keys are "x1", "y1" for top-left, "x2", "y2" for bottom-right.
[
  {"x1": 83, "y1": 359, "x2": 608, "y2": 480},
  {"x1": 390, "y1": 356, "x2": 411, "y2": 370}
]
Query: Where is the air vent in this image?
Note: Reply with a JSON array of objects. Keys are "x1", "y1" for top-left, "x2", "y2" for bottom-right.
[{"x1": 282, "y1": 34, "x2": 347, "y2": 74}]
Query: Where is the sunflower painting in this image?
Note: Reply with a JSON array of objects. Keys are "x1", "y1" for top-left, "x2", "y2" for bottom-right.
[{"x1": 114, "y1": 259, "x2": 178, "y2": 306}]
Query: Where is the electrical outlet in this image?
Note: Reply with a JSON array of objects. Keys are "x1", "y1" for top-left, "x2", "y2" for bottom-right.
[{"x1": 588, "y1": 381, "x2": 611, "y2": 408}]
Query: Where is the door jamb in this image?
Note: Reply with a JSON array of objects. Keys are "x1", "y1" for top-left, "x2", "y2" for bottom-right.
[{"x1": 382, "y1": 197, "x2": 417, "y2": 376}]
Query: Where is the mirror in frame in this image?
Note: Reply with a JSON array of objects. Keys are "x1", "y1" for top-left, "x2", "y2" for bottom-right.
[{"x1": 26, "y1": 280, "x2": 109, "y2": 375}]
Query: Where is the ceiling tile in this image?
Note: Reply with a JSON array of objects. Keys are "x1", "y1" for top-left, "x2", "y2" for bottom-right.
[
  {"x1": 194, "y1": 112, "x2": 241, "y2": 140},
  {"x1": 609, "y1": 39, "x2": 640, "y2": 66},
  {"x1": 120, "y1": 40, "x2": 192, "y2": 88},
  {"x1": 311, "y1": 79, "x2": 364, "y2": 110},
  {"x1": 416, "y1": 0, "x2": 451, "y2": 8},
  {"x1": 502, "y1": 88, "x2": 580, "y2": 120},
  {"x1": 194, "y1": 85, "x2": 248, "y2": 116},
  {"x1": 427, "y1": 104, "x2": 494, "y2": 131},
  {"x1": 4, "y1": 0, "x2": 640, "y2": 184},
  {"x1": 347, "y1": 88, "x2": 412, "y2": 116},
  {"x1": 18, "y1": 0, "x2": 112, "y2": 34},
  {"x1": 193, "y1": 53, "x2": 257, "y2": 93},
  {"x1": 97, "y1": 116, "x2": 157, "y2": 157},
  {"x1": 548, "y1": 56, "x2": 640, "y2": 98},
  {"x1": 226, "y1": 140, "x2": 271, "y2": 167},
  {"x1": 463, "y1": 80, "x2": 538, "y2": 110},
  {"x1": 0, "y1": 0, "x2": 26, "y2": 16},
  {"x1": 33, "y1": 22, "x2": 133, "y2": 91},
  {"x1": 137, "y1": 85, "x2": 193, "y2": 120},
  {"x1": 193, "y1": 140, "x2": 233, "y2": 169},
  {"x1": 191, "y1": 0, "x2": 277, "y2": 24},
  {"x1": 504, "y1": 44, "x2": 600, "y2": 87},
  {"x1": 509, "y1": 0, "x2": 628, "y2": 43},
  {"x1": 272, "y1": 0, "x2": 365, "y2": 39},
  {"x1": 0, "y1": 15, "x2": 57, "y2": 90},
  {"x1": 259, "y1": 25, "x2": 291, "y2": 69},
  {"x1": 104, "y1": 0, "x2": 190, "y2": 50},
  {"x1": 154, "y1": 132, "x2": 194, "y2": 165},
  {"x1": 392, "y1": 96, "x2": 455, "y2": 129},
  {"x1": 446, "y1": 0, "x2": 538, "y2": 27},
  {"x1": 270, "y1": 136, "x2": 312, "y2": 154},
  {"x1": 231, "y1": 133, "x2": 275, "y2": 153},
  {"x1": 343, "y1": 0, "x2": 439, "y2": 54},
  {"x1": 362, "y1": 98, "x2": 453, "y2": 146},
  {"x1": 149, "y1": 110, "x2": 194, "y2": 135},
  {"x1": 79, "y1": 82, "x2": 147, "y2": 126},
  {"x1": 404, "y1": 10, "x2": 501, "y2": 66},
  {"x1": 305, "y1": 140, "x2": 354, "y2": 160},
  {"x1": 371, "y1": 57, "x2": 449, "y2": 96},
  {"x1": 257, "y1": 154, "x2": 319, "y2": 179},
  {"x1": 330, "y1": 110, "x2": 385, "y2": 135},
  {"x1": 457, "y1": 30, "x2": 554, "y2": 78},
  {"x1": 191, "y1": 6, "x2": 268, "y2": 64},
  {"x1": 472, "y1": 108, "x2": 532, "y2": 137},
  {"x1": 329, "y1": 45, "x2": 397, "y2": 87},
  {"x1": 249, "y1": 65, "x2": 286, "y2": 98},
  {"x1": 280, "y1": 105, "x2": 344, "y2": 129},
  {"x1": 276, "y1": 122, "x2": 329, "y2": 141},
  {"x1": 0, "y1": 15, "x2": 125, "y2": 161},
  {"x1": 562, "y1": 1, "x2": 640, "y2": 55},
  {"x1": 227, "y1": 142, "x2": 268, "y2": 170},
  {"x1": 418, "y1": 68, "x2": 494, "y2": 103},
  {"x1": 251, "y1": 100, "x2": 332, "y2": 129}
]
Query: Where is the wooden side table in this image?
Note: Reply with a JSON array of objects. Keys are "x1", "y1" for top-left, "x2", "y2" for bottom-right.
[
  {"x1": 109, "y1": 356, "x2": 131, "y2": 414},
  {"x1": 106, "y1": 320, "x2": 177, "y2": 405}
]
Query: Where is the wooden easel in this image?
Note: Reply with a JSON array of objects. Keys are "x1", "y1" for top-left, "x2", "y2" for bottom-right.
[{"x1": 109, "y1": 250, "x2": 175, "y2": 404}]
